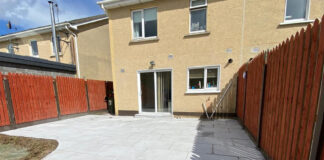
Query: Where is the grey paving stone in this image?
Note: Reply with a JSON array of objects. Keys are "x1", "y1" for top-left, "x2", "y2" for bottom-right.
[{"x1": 1, "y1": 115, "x2": 264, "y2": 160}]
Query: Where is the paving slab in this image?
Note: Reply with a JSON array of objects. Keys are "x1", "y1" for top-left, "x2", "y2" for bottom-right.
[{"x1": 1, "y1": 115, "x2": 264, "y2": 160}]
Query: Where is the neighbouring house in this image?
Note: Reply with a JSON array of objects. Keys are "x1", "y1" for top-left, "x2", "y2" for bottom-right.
[
  {"x1": 97, "y1": 0, "x2": 324, "y2": 116},
  {"x1": 0, "y1": 14, "x2": 112, "y2": 81}
]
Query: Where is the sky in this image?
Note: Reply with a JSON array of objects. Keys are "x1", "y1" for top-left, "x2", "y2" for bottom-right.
[{"x1": 0, "y1": 0, "x2": 104, "y2": 36}]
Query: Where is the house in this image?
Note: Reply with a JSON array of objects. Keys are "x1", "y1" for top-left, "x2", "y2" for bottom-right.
[
  {"x1": 97, "y1": 0, "x2": 323, "y2": 117},
  {"x1": 0, "y1": 15, "x2": 112, "y2": 81}
]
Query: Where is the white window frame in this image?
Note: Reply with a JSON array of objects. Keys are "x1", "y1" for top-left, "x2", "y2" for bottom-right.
[
  {"x1": 131, "y1": 7, "x2": 158, "y2": 40},
  {"x1": 190, "y1": 0, "x2": 207, "y2": 9},
  {"x1": 186, "y1": 65, "x2": 221, "y2": 94},
  {"x1": 50, "y1": 35, "x2": 62, "y2": 56},
  {"x1": 283, "y1": 0, "x2": 311, "y2": 23},
  {"x1": 7, "y1": 43, "x2": 14, "y2": 54},
  {"x1": 189, "y1": 0, "x2": 207, "y2": 33},
  {"x1": 29, "y1": 40, "x2": 39, "y2": 58}
]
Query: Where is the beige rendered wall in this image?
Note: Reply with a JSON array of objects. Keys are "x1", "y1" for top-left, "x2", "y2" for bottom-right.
[
  {"x1": 0, "y1": 32, "x2": 74, "y2": 65},
  {"x1": 77, "y1": 20, "x2": 112, "y2": 81},
  {"x1": 108, "y1": 0, "x2": 244, "y2": 115},
  {"x1": 108, "y1": 0, "x2": 324, "y2": 115}
]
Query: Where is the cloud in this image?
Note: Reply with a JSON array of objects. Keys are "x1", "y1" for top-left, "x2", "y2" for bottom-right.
[{"x1": 0, "y1": 0, "x2": 103, "y2": 29}]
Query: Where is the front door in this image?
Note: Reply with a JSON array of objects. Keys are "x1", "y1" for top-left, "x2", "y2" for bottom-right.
[{"x1": 139, "y1": 70, "x2": 172, "y2": 113}]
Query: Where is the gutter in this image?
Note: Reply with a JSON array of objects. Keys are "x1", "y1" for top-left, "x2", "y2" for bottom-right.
[
  {"x1": 65, "y1": 26, "x2": 81, "y2": 78},
  {"x1": 97, "y1": 0, "x2": 154, "y2": 9}
]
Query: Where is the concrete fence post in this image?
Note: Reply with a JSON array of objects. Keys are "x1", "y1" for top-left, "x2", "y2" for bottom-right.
[
  {"x1": 309, "y1": 65, "x2": 324, "y2": 160},
  {"x1": 257, "y1": 53, "x2": 268, "y2": 147},
  {"x1": 3, "y1": 77, "x2": 15, "y2": 125},
  {"x1": 53, "y1": 79, "x2": 61, "y2": 118},
  {"x1": 85, "y1": 81, "x2": 90, "y2": 112}
]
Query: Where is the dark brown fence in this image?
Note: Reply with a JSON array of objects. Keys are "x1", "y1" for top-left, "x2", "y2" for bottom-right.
[
  {"x1": 0, "y1": 73, "x2": 10, "y2": 127},
  {"x1": 56, "y1": 76, "x2": 88, "y2": 115},
  {"x1": 8, "y1": 73, "x2": 58, "y2": 124},
  {"x1": 87, "y1": 80, "x2": 107, "y2": 111},
  {"x1": 236, "y1": 16, "x2": 324, "y2": 159}
]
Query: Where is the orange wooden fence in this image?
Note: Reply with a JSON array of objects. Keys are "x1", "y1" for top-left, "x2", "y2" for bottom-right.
[
  {"x1": 87, "y1": 80, "x2": 106, "y2": 111},
  {"x1": 236, "y1": 63, "x2": 247, "y2": 121},
  {"x1": 236, "y1": 16, "x2": 324, "y2": 159},
  {"x1": 0, "y1": 73, "x2": 10, "y2": 126},
  {"x1": 244, "y1": 53, "x2": 265, "y2": 139},
  {"x1": 8, "y1": 73, "x2": 57, "y2": 124},
  {"x1": 56, "y1": 76, "x2": 88, "y2": 115}
]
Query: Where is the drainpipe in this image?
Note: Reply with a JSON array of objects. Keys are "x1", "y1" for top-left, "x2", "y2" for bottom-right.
[{"x1": 65, "y1": 26, "x2": 81, "y2": 78}]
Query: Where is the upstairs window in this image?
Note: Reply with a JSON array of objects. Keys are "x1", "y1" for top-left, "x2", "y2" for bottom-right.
[
  {"x1": 52, "y1": 36, "x2": 61, "y2": 54},
  {"x1": 7, "y1": 43, "x2": 14, "y2": 54},
  {"x1": 30, "y1": 40, "x2": 39, "y2": 57},
  {"x1": 187, "y1": 66, "x2": 220, "y2": 93},
  {"x1": 190, "y1": 0, "x2": 207, "y2": 33},
  {"x1": 132, "y1": 8, "x2": 157, "y2": 39},
  {"x1": 285, "y1": 0, "x2": 309, "y2": 21}
]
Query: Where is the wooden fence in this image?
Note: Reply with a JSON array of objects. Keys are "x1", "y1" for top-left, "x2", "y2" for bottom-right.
[
  {"x1": 236, "y1": 16, "x2": 324, "y2": 159},
  {"x1": 8, "y1": 73, "x2": 57, "y2": 124},
  {"x1": 0, "y1": 73, "x2": 112, "y2": 128},
  {"x1": 0, "y1": 73, "x2": 10, "y2": 127},
  {"x1": 87, "y1": 80, "x2": 107, "y2": 111},
  {"x1": 56, "y1": 76, "x2": 88, "y2": 115}
]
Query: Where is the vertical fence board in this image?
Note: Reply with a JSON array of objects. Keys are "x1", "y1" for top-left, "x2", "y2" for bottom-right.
[
  {"x1": 56, "y1": 76, "x2": 87, "y2": 115},
  {"x1": 87, "y1": 80, "x2": 107, "y2": 111}
]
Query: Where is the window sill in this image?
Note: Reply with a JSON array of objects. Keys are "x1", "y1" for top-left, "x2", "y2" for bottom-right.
[
  {"x1": 129, "y1": 37, "x2": 159, "y2": 44},
  {"x1": 50, "y1": 54, "x2": 63, "y2": 58},
  {"x1": 184, "y1": 31, "x2": 210, "y2": 38},
  {"x1": 185, "y1": 90, "x2": 221, "y2": 94},
  {"x1": 279, "y1": 20, "x2": 314, "y2": 26}
]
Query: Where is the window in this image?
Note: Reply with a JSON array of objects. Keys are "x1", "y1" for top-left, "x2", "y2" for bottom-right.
[
  {"x1": 52, "y1": 36, "x2": 61, "y2": 54},
  {"x1": 285, "y1": 0, "x2": 309, "y2": 21},
  {"x1": 30, "y1": 40, "x2": 39, "y2": 57},
  {"x1": 7, "y1": 43, "x2": 14, "y2": 54},
  {"x1": 187, "y1": 66, "x2": 220, "y2": 93},
  {"x1": 190, "y1": 0, "x2": 207, "y2": 33},
  {"x1": 132, "y1": 8, "x2": 157, "y2": 39}
]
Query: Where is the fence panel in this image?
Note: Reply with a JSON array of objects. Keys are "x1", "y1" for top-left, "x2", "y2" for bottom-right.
[
  {"x1": 8, "y1": 73, "x2": 57, "y2": 124},
  {"x1": 244, "y1": 53, "x2": 265, "y2": 139},
  {"x1": 87, "y1": 80, "x2": 106, "y2": 111},
  {"x1": 0, "y1": 73, "x2": 10, "y2": 126},
  {"x1": 236, "y1": 63, "x2": 247, "y2": 121},
  {"x1": 249, "y1": 18, "x2": 324, "y2": 160},
  {"x1": 56, "y1": 76, "x2": 87, "y2": 115}
]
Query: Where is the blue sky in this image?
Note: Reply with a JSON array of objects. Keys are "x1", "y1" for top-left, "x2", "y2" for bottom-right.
[{"x1": 0, "y1": 0, "x2": 104, "y2": 36}]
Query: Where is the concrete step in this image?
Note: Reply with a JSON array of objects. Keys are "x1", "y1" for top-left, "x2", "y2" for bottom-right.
[{"x1": 135, "y1": 113, "x2": 173, "y2": 119}]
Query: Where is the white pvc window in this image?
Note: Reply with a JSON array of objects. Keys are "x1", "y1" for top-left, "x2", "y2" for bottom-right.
[
  {"x1": 51, "y1": 35, "x2": 61, "y2": 54},
  {"x1": 190, "y1": 0, "x2": 207, "y2": 33},
  {"x1": 7, "y1": 43, "x2": 14, "y2": 54},
  {"x1": 187, "y1": 66, "x2": 220, "y2": 93},
  {"x1": 132, "y1": 8, "x2": 157, "y2": 39},
  {"x1": 285, "y1": 0, "x2": 309, "y2": 21},
  {"x1": 30, "y1": 40, "x2": 39, "y2": 57}
]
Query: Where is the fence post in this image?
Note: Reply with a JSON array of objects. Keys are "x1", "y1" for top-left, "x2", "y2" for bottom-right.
[
  {"x1": 53, "y1": 79, "x2": 61, "y2": 118},
  {"x1": 309, "y1": 65, "x2": 324, "y2": 160},
  {"x1": 242, "y1": 65, "x2": 248, "y2": 126},
  {"x1": 257, "y1": 54, "x2": 268, "y2": 147},
  {"x1": 3, "y1": 76, "x2": 15, "y2": 125},
  {"x1": 85, "y1": 81, "x2": 90, "y2": 112}
]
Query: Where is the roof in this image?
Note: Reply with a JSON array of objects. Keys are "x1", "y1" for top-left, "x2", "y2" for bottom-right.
[
  {"x1": 98, "y1": 0, "x2": 154, "y2": 9},
  {"x1": 0, "y1": 14, "x2": 108, "y2": 42},
  {"x1": 0, "y1": 52, "x2": 76, "y2": 73}
]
